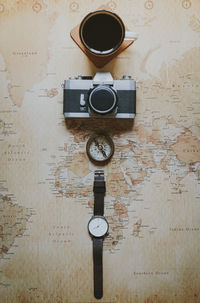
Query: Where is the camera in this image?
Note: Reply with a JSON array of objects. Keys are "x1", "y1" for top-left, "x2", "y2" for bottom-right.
[{"x1": 63, "y1": 72, "x2": 136, "y2": 119}]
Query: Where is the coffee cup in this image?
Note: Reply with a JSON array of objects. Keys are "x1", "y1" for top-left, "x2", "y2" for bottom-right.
[{"x1": 79, "y1": 10, "x2": 138, "y2": 56}]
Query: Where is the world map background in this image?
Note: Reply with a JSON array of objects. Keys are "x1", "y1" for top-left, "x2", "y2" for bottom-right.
[{"x1": 0, "y1": 0, "x2": 200, "y2": 302}]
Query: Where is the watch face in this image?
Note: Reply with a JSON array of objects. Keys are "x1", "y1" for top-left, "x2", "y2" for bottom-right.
[
  {"x1": 88, "y1": 216, "x2": 109, "y2": 238},
  {"x1": 86, "y1": 133, "x2": 114, "y2": 164}
]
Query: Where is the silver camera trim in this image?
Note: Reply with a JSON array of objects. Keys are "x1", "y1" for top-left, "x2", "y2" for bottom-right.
[
  {"x1": 64, "y1": 112, "x2": 135, "y2": 118},
  {"x1": 64, "y1": 72, "x2": 136, "y2": 91}
]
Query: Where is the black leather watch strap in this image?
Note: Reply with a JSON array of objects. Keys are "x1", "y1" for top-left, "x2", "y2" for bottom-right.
[
  {"x1": 93, "y1": 237, "x2": 103, "y2": 299},
  {"x1": 93, "y1": 170, "x2": 106, "y2": 216}
]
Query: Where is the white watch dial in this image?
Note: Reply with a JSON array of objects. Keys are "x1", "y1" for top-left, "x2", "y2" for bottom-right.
[{"x1": 88, "y1": 217, "x2": 109, "y2": 237}]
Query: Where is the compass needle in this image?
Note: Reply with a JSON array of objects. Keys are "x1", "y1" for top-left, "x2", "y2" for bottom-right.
[
  {"x1": 102, "y1": 149, "x2": 107, "y2": 158},
  {"x1": 94, "y1": 138, "x2": 99, "y2": 147},
  {"x1": 86, "y1": 133, "x2": 114, "y2": 165}
]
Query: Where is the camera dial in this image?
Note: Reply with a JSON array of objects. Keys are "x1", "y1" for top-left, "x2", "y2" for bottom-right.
[
  {"x1": 89, "y1": 86, "x2": 117, "y2": 115},
  {"x1": 121, "y1": 75, "x2": 132, "y2": 80}
]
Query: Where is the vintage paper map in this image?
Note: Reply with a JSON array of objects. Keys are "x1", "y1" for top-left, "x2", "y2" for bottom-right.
[{"x1": 0, "y1": 0, "x2": 200, "y2": 302}]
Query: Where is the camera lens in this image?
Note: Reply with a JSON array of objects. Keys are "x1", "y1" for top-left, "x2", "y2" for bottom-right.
[{"x1": 89, "y1": 86, "x2": 117, "y2": 114}]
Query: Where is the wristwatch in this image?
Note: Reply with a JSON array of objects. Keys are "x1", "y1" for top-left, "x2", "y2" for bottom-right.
[{"x1": 88, "y1": 170, "x2": 109, "y2": 299}]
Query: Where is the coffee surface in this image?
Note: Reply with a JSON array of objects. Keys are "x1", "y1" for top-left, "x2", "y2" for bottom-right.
[{"x1": 82, "y1": 13, "x2": 123, "y2": 52}]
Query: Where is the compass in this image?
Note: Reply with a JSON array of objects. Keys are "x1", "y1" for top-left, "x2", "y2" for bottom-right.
[{"x1": 86, "y1": 133, "x2": 114, "y2": 164}]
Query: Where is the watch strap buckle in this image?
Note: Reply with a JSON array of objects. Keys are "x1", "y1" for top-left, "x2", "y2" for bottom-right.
[
  {"x1": 94, "y1": 170, "x2": 104, "y2": 179},
  {"x1": 94, "y1": 170, "x2": 106, "y2": 193}
]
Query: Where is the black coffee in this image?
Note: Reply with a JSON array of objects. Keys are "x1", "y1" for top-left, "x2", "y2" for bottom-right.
[{"x1": 82, "y1": 13, "x2": 124, "y2": 52}]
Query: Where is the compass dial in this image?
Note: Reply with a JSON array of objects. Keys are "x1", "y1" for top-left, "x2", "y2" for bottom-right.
[{"x1": 86, "y1": 133, "x2": 114, "y2": 164}]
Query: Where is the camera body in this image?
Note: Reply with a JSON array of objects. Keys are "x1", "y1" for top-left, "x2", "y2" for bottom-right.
[{"x1": 63, "y1": 72, "x2": 136, "y2": 119}]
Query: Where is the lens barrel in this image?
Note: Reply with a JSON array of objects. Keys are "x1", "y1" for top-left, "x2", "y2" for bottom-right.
[{"x1": 89, "y1": 86, "x2": 117, "y2": 114}]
